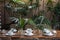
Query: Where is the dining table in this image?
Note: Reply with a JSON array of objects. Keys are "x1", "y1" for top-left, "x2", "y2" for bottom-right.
[{"x1": 0, "y1": 30, "x2": 60, "y2": 40}]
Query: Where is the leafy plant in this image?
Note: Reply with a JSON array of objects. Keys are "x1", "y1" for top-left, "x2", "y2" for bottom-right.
[
  {"x1": 5, "y1": 0, "x2": 51, "y2": 30},
  {"x1": 5, "y1": 0, "x2": 39, "y2": 17},
  {"x1": 52, "y1": 1, "x2": 60, "y2": 28},
  {"x1": 18, "y1": 18, "x2": 29, "y2": 29},
  {"x1": 28, "y1": 15, "x2": 51, "y2": 30}
]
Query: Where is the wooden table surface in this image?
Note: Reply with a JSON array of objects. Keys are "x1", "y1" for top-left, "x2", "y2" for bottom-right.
[{"x1": 0, "y1": 30, "x2": 60, "y2": 39}]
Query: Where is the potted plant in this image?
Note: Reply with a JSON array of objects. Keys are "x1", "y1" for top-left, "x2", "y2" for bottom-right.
[
  {"x1": 4, "y1": 0, "x2": 41, "y2": 30},
  {"x1": 27, "y1": 15, "x2": 51, "y2": 30}
]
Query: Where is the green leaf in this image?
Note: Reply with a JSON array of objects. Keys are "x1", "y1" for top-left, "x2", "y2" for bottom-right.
[
  {"x1": 42, "y1": 18, "x2": 51, "y2": 25},
  {"x1": 46, "y1": 0, "x2": 53, "y2": 11},
  {"x1": 54, "y1": 2, "x2": 60, "y2": 15},
  {"x1": 19, "y1": 18, "x2": 25, "y2": 29},
  {"x1": 12, "y1": 0, "x2": 25, "y2": 4},
  {"x1": 28, "y1": 19, "x2": 36, "y2": 26}
]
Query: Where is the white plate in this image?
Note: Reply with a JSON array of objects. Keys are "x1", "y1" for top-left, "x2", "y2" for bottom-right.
[
  {"x1": 24, "y1": 33, "x2": 34, "y2": 36},
  {"x1": 43, "y1": 33, "x2": 54, "y2": 36},
  {"x1": 5, "y1": 33, "x2": 16, "y2": 36}
]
